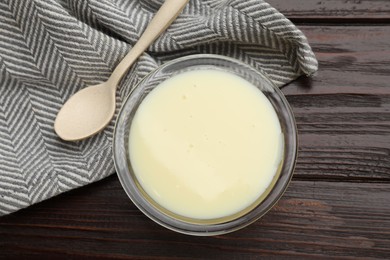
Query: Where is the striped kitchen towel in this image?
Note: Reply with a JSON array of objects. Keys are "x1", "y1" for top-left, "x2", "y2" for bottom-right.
[{"x1": 0, "y1": 0, "x2": 317, "y2": 215}]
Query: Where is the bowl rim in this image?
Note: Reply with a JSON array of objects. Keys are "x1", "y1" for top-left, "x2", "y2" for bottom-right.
[{"x1": 113, "y1": 54, "x2": 298, "y2": 236}]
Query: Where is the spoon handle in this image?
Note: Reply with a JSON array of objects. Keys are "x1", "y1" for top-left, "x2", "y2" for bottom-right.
[{"x1": 108, "y1": 0, "x2": 189, "y2": 88}]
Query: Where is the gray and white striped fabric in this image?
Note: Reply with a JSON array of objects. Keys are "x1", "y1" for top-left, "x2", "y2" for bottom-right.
[{"x1": 0, "y1": 0, "x2": 318, "y2": 216}]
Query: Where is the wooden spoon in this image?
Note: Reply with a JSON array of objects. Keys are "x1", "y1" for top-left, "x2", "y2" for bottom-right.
[{"x1": 54, "y1": 0, "x2": 189, "y2": 141}]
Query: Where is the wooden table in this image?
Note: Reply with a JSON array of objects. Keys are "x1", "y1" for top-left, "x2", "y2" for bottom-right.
[{"x1": 1, "y1": 1, "x2": 390, "y2": 258}]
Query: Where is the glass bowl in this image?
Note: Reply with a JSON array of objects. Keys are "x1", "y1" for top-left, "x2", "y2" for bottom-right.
[{"x1": 113, "y1": 54, "x2": 297, "y2": 236}]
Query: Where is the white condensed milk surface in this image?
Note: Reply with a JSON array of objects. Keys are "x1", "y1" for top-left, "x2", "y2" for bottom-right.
[{"x1": 129, "y1": 69, "x2": 283, "y2": 220}]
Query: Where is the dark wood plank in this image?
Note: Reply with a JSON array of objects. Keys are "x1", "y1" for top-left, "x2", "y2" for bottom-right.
[
  {"x1": 267, "y1": 0, "x2": 390, "y2": 20},
  {"x1": 288, "y1": 91, "x2": 390, "y2": 181},
  {"x1": 0, "y1": 175, "x2": 389, "y2": 259},
  {"x1": 279, "y1": 25, "x2": 390, "y2": 181},
  {"x1": 284, "y1": 26, "x2": 390, "y2": 95}
]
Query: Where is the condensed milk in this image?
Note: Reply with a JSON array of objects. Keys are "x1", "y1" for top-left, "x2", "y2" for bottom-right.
[{"x1": 128, "y1": 69, "x2": 284, "y2": 220}]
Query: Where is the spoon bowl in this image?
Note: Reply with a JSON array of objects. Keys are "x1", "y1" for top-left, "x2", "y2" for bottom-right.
[
  {"x1": 54, "y1": 83, "x2": 116, "y2": 141},
  {"x1": 54, "y1": 0, "x2": 189, "y2": 141}
]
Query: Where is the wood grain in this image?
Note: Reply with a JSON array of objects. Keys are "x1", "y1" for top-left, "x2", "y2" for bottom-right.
[
  {"x1": 267, "y1": 0, "x2": 390, "y2": 20},
  {"x1": 1, "y1": 175, "x2": 389, "y2": 259},
  {"x1": 284, "y1": 26, "x2": 390, "y2": 95},
  {"x1": 279, "y1": 25, "x2": 390, "y2": 182}
]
